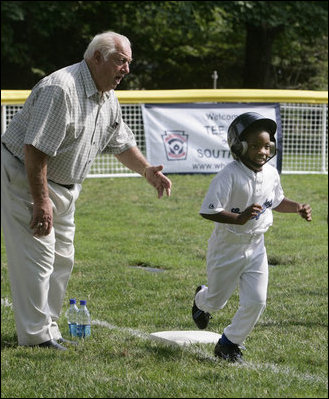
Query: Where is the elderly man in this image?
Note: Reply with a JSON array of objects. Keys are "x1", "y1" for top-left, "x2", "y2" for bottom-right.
[{"x1": 1, "y1": 31, "x2": 172, "y2": 350}]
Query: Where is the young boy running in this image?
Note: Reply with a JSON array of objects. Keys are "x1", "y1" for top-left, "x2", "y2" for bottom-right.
[{"x1": 192, "y1": 112, "x2": 312, "y2": 363}]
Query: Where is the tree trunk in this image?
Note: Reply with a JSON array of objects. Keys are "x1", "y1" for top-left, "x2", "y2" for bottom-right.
[{"x1": 243, "y1": 23, "x2": 283, "y2": 88}]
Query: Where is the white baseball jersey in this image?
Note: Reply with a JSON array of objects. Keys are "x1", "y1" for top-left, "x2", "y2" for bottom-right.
[{"x1": 200, "y1": 160, "x2": 284, "y2": 236}]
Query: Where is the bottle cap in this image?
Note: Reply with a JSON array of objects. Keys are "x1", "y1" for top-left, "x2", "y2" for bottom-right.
[
  {"x1": 80, "y1": 300, "x2": 87, "y2": 305},
  {"x1": 69, "y1": 298, "x2": 76, "y2": 304}
]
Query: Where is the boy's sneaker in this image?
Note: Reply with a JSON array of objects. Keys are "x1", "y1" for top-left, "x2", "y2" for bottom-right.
[
  {"x1": 214, "y1": 339, "x2": 245, "y2": 364},
  {"x1": 192, "y1": 285, "x2": 212, "y2": 329}
]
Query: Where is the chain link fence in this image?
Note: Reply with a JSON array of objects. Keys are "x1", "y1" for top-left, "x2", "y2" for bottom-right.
[{"x1": 2, "y1": 92, "x2": 327, "y2": 176}]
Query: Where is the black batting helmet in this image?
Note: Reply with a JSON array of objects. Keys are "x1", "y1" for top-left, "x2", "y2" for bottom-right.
[{"x1": 227, "y1": 112, "x2": 277, "y2": 160}]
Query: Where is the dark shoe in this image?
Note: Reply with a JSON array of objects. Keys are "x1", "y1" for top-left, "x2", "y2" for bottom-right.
[
  {"x1": 37, "y1": 339, "x2": 67, "y2": 351},
  {"x1": 58, "y1": 337, "x2": 78, "y2": 345},
  {"x1": 214, "y1": 339, "x2": 244, "y2": 363},
  {"x1": 192, "y1": 285, "x2": 212, "y2": 329}
]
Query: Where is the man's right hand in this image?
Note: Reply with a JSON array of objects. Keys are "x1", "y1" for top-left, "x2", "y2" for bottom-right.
[{"x1": 30, "y1": 198, "x2": 53, "y2": 236}]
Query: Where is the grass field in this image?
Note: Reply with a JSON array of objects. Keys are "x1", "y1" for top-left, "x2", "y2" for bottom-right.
[{"x1": 1, "y1": 174, "x2": 328, "y2": 398}]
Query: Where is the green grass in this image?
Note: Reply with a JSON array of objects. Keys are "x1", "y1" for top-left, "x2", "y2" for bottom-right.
[
  {"x1": 281, "y1": 153, "x2": 328, "y2": 172},
  {"x1": 1, "y1": 174, "x2": 328, "y2": 398}
]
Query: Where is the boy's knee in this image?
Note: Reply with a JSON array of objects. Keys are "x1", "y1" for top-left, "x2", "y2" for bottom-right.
[{"x1": 244, "y1": 300, "x2": 266, "y2": 315}]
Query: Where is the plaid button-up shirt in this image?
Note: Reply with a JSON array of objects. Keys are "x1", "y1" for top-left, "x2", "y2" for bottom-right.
[{"x1": 2, "y1": 60, "x2": 136, "y2": 184}]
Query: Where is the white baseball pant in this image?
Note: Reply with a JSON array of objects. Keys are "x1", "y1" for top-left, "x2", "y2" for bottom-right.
[
  {"x1": 1, "y1": 144, "x2": 81, "y2": 345},
  {"x1": 195, "y1": 228, "x2": 268, "y2": 345}
]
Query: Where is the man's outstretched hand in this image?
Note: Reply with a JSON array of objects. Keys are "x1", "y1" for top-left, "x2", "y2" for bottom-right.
[{"x1": 144, "y1": 165, "x2": 172, "y2": 198}]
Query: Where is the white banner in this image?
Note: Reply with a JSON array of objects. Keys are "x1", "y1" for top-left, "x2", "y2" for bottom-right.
[{"x1": 142, "y1": 103, "x2": 282, "y2": 174}]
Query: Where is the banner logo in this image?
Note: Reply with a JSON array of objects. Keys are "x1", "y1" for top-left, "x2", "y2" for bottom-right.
[{"x1": 162, "y1": 131, "x2": 188, "y2": 161}]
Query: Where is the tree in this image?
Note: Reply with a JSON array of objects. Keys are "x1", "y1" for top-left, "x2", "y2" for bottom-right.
[
  {"x1": 1, "y1": 1, "x2": 89, "y2": 88},
  {"x1": 1, "y1": 1, "x2": 327, "y2": 90},
  {"x1": 220, "y1": 1, "x2": 328, "y2": 88}
]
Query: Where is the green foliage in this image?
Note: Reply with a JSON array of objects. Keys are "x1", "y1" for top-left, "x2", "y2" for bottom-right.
[
  {"x1": 1, "y1": 1, "x2": 327, "y2": 90},
  {"x1": 1, "y1": 174, "x2": 328, "y2": 398},
  {"x1": 220, "y1": 1, "x2": 328, "y2": 88}
]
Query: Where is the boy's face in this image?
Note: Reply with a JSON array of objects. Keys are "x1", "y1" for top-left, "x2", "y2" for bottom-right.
[{"x1": 242, "y1": 130, "x2": 272, "y2": 172}]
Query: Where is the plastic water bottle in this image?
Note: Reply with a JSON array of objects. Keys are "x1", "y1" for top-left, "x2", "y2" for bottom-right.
[
  {"x1": 77, "y1": 299, "x2": 91, "y2": 338},
  {"x1": 67, "y1": 298, "x2": 79, "y2": 337}
]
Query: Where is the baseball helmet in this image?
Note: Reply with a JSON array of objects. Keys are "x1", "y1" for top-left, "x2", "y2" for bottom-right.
[{"x1": 227, "y1": 112, "x2": 277, "y2": 161}]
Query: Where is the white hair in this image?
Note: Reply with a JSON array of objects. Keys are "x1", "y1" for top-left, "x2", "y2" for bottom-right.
[{"x1": 83, "y1": 31, "x2": 131, "y2": 61}]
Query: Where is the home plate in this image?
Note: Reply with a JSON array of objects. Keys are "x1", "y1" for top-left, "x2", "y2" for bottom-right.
[{"x1": 150, "y1": 330, "x2": 221, "y2": 346}]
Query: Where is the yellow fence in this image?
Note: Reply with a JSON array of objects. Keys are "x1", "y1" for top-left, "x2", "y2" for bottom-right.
[{"x1": 1, "y1": 89, "x2": 328, "y2": 105}]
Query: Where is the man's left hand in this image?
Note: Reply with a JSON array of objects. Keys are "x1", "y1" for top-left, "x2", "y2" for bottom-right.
[{"x1": 144, "y1": 165, "x2": 172, "y2": 198}]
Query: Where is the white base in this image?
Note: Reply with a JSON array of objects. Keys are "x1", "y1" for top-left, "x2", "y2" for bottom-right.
[{"x1": 150, "y1": 330, "x2": 221, "y2": 346}]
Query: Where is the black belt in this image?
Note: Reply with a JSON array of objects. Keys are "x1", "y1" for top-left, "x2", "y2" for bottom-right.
[{"x1": 48, "y1": 180, "x2": 74, "y2": 190}]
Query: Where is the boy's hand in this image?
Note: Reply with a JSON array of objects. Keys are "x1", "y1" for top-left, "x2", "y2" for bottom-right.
[
  {"x1": 238, "y1": 203, "x2": 263, "y2": 225},
  {"x1": 298, "y1": 203, "x2": 312, "y2": 222}
]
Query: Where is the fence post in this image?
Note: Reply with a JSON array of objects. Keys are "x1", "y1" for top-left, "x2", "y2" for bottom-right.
[
  {"x1": 321, "y1": 104, "x2": 327, "y2": 173},
  {"x1": 1, "y1": 105, "x2": 6, "y2": 135}
]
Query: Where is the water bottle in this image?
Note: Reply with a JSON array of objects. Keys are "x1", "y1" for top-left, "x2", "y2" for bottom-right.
[
  {"x1": 77, "y1": 299, "x2": 91, "y2": 338},
  {"x1": 67, "y1": 298, "x2": 79, "y2": 337}
]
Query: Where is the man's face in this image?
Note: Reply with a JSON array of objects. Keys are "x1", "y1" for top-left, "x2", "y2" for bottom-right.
[{"x1": 93, "y1": 42, "x2": 132, "y2": 92}]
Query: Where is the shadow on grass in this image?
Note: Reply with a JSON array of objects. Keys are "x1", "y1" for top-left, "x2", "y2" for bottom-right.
[{"x1": 1, "y1": 332, "x2": 18, "y2": 349}]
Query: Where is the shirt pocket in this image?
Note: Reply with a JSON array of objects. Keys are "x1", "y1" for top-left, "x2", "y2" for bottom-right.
[{"x1": 100, "y1": 120, "x2": 120, "y2": 152}]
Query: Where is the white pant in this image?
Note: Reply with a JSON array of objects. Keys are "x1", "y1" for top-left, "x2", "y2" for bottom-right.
[
  {"x1": 195, "y1": 228, "x2": 268, "y2": 345},
  {"x1": 1, "y1": 144, "x2": 81, "y2": 345}
]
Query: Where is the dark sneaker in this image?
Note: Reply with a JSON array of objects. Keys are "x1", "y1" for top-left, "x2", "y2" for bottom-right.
[
  {"x1": 192, "y1": 285, "x2": 212, "y2": 329},
  {"x1": 214, "y1": 339, "x2": 245, "y2": 363}
]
